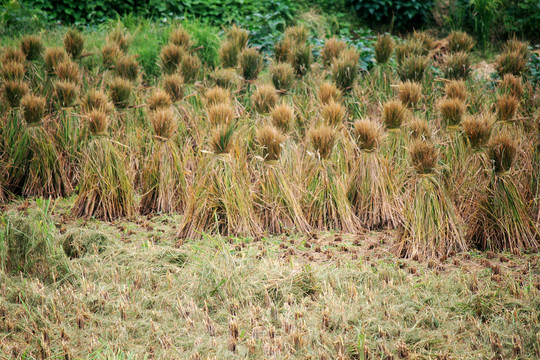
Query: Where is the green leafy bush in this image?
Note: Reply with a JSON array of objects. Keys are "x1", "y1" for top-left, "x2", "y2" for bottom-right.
[{"x1": 348, "y1": 0, "x2": 433, "y2": 31}]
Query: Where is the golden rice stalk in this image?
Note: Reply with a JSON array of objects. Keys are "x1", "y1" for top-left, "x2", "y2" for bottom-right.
[
  {"x1": 271, "y1": 103, "x2": 294, "y2": 133},
  {"x1": 397, "y1": 81, "x2": 422, "y2": 107},
  {"x1": 291, "y1": 43, "x2": 312, "y2": 76},
  {"x1": 321, "y1": 100, "x2": 346, "y2": 127},
  {"x1": 349, "y1": 119, "x2": 397, "y2": 229},
  {"x1": 438, "y1": 98, "x2": 466, "y2": 127},
  {"x1": 252, "y1": 84, "x2": 278, "y2": 114},
  {"x1": 495, "y1": 51, "x2": 527, "y2": 77},
  {"x1": 496, "y1": 94, "x2": 518, "y2": 122},
  {"x1": 374, "y1": 34, "x2": 394, "y2": 65},
  {"x1": 208, "y1": 103, "x2": 235, "y2": 127},
  {"x1": 169, "y1": 27, "x2": 191, "y2": 49},
  {"x1": 20, "y1": 35, "x2": 43, "y2": 61},
  {"x1": 21, "y1": 94, "x2": 46, "y2": 125},
  {"x1": 44, "y1": 47, "x2": 67, "y2": 72},
  {"x1": 270, "y1": 62, "x2": 295, "y2": 92},
  {"x1": 162, "y1": 73, "x2": 184, "y2": 102},
  {"x1": 318, "y1": 82, "x2": 342, "y2": 105},
  {"x1": 160, "y1": 43, "x2": 184, "y2": 74},
  {"x1": 63, "y1": 28, "x2": 84, "y2": 59},
  {"x1": 72, "y1": 135, "x2": 135, "y2": 221},
  {"x1": 443, "y1": 51, "x2": 472, "y2": 80},
  {"x1": 147, "y1": 89, "x2": 172, "y2": 112},
  {"x1": 205, "y1": 86, "x2": 231, "y2": 107},
  {"x1": 321, "y1": 37, "x2": 347, "y2": 66},
  {"x1": 444, "y1": 80, "x2": 467, "y2": 101}
]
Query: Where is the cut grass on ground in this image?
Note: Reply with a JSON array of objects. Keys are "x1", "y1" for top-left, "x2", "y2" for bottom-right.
[{"x1": 1, "y1": 198, "x2": 539, "y2": 359}]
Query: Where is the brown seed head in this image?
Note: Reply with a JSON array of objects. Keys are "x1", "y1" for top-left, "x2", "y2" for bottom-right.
[
  {"x1": 160, "y1": 44, "x2": 184, "y2": 74},
  {"x1": 321, "y1": 37, "x2": 347, "y2": 66},
  {"x1": 163, "y1": 73, "x2": 184, "y2": 102},
  {"x1": 398, "y1": 81, "x2": 422, "y2": 106},
  {"x1": 496, "y1": 94, "x2": 518, "y2": 122},
  {"x1": 270, "y1": 62, "x2": 295, "y2": 92},
  {"x1": 445, "y1": 80, "x2": 467, "y2": 101},
  {"x1": 44, "y1": 47, "x2": 67, "y2": 72},
  {"x1": 318, "y1": 82, "x2": 342, "y2": 105},
  {"x1": 205, "y1": 86, "x2": 230, "y2": 107},
  {"x1": 438, "y1": 98, "x2": 466, "y2": 127}
]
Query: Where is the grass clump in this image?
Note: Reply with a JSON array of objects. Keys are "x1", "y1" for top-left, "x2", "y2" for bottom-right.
[
  {"x1": 211, "y1": 68, "x2": 238, "y2": 90},
  {"x1": 321, "y1": 37, "x2": 346, "y2": 67},
  {"x1": 499, "y1": 74, "x2": 523, "y2": 99},
  {"x1": 4, "y1": 80, "x2": 29, "y2": 108},
  {"x1": 1, "y1": 61, "x2": 25, "y2": 81},
  {"x1": 331, "y1": 49, "x2": 359, "y2": 92},
  {"x1": 495, "y1": 51, "x2": 528, "y2": 77},
  {"x1": 169, "y1": 26, "x2": 192, "y2": 49},
  {"x1": 208, "y1": 103, "x2": 235, "y2": 126},
  {"x1": 318, "y1": 82, "x2": 341, "y2": 104},
  {"x1": 321, "y1": 100, "x2": 346, "y2": 127},
  {"x1": 205, "y1": 86, "x2": 230, "y2": 107},
  {"x1": 81, "y1": 89, "x2": 112, "y2": 114},
  {"x1": 21, "y1": 94, "x2": 46, "y2": 125},
  {"x1": 495, "y1": 94, "x2": 518, "y2": 122},
  {"x1": 180, "y1": 53, "x2": 201, "y2": 83},
  {"x1": 115, "y1": 55, "x2": 139, "y2": 82},
  {"x1": 54, "y1": 80, "x2": 78, "y2": 107},
  {"x1": 1, "y1": 47, "x2": 25, "y2": 64},
  {"x1": 398, "y1": 55, "x2": 429, "y2": 82},
  {"x1": 101, "y1": 43, "x2": 122, "y2": 69},
  {"x1": 55, "y1": 60, "x2": 80, "y2": 83},
  {"x1": 462, "y1": 114, "x2": 493, "y2": 149}
]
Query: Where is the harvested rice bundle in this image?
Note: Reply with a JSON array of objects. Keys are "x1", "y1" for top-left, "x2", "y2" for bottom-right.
[
  {"x1": 331, "y1": 49, "x2": 359, "y2": 92},
  {"x1": 444, "y1": 80, "x2": 467, "y2": 101},
  {"x1": 1, "y1": 61, "x2": 25, "y2": 81},
  {"x1": 239, "y1": 47, "x2": 263, "y2": 81},
  {"x1": 147, "y1": 89, "x2": 172, "y2": 111},
  {"x1": 468, "y1": 133, "x2": 539, "y2": 251},
  {"x1": 3, "y1": 80, "x2": 29, "y2": 108},
  {"x1": 318, "y1": 82, "x2": 342, "y2": 105},
  {"x1": 303, "y1": 125, "x2": 357, "y2": 232},
  {"x1": 271, "y1": 103, "x2": 294, "y2": 133},
  {"x1": 140, "y1": 108, "x2": 186, "y2": 214},
  {"x1": 348, "y1": 119, "x2": 397, "y2": 229},
  {"x1": 81, "y1": 89, "x2": 113, "y2": 114},
  {"x1": 496, "y1": 94, "x2": 518, "y2": 123},
  {"x1": 252, "y1": 84, "x2": 278, "y2": 114},
  {"x1": 396, "y1": 139, "x2": 467, "y2": 260},
  {"x1": 160, "y1": 43, "x2": 184, "y2": 74},
  {"x1": 254, "y1": 125, "x2": 310, "y2": 234},
  {"x1": 374, "y1": 34, "x2": 394, "y2": 65},
  {"x1": 44, "y1": 47, "x2": 67, "y2": 73},
  {"x1": 321, "y1": 37, "x2": 347, "y2": 67},
  {"x1": 270, "y1": 62, "x2": 295, "y2": 93},
  {"x1": 21, "y1": 94, "x2": 72, "y2": 198},
  {"x1": 162, "y1": 73, "x2": 184, "y2": 102},
  {"x1": 20, "y1": 35, "x2": 42, "y2": 61},
  {"x1": 205, "y1": 86, "x2": 231, "y2": 107},
  {"x1": 397, "y1": 81, "x2": 422, "y2": 108},
  {"x1": 178, "y1": 124, "x2": 262, "y2": 239},
  {"x1": 380, "y1": 100, "x2": 408, "y2": 165},
  {"x1": 321, "y1": 100, "x2": 346, "y2": 127},
  {"x1": 72, "y1": 110, "x2": 135, "y2": 220},
  {"x1": 63, "y1": 28, "x2": 84, "y2": 59},
  {"x1": 180, "y1": 53, "x2": 201, "y2": 83}
]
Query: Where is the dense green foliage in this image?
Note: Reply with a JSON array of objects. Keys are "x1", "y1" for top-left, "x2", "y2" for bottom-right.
[{"x1": 348, "y1": 0, "x2": 434, "y2": 31}]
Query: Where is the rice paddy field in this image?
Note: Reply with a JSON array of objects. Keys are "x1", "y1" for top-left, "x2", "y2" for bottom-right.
[{"x1": 0, "y1": 21, "x2": 539, "y2": 359}]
